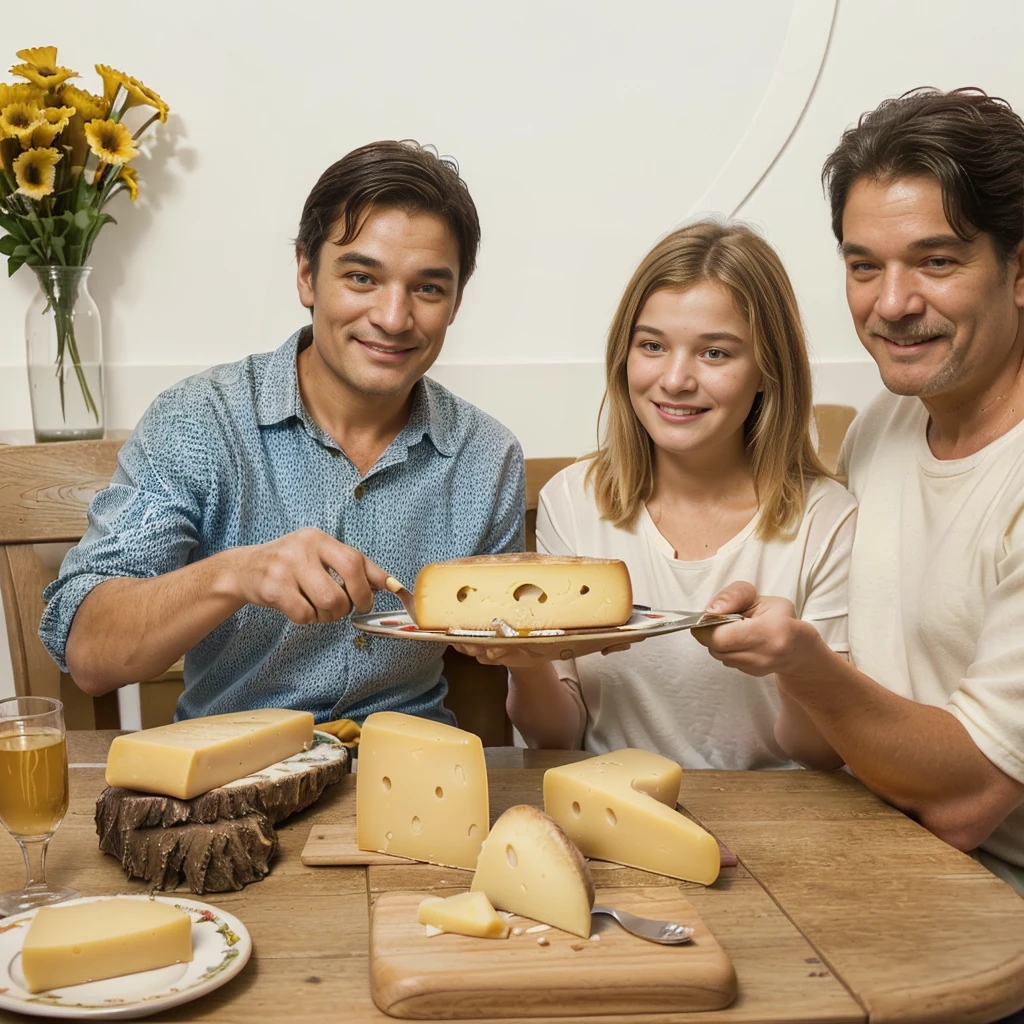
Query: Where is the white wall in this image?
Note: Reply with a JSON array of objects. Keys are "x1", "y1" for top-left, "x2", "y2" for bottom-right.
[{"x1": 3, "y1": 0, "x2": 1024, "y2": 699}]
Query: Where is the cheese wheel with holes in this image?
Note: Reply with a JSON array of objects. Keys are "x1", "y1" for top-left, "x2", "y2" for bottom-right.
[{"x1": 413, "y1": 553, "x2": 632, "y2": 631}]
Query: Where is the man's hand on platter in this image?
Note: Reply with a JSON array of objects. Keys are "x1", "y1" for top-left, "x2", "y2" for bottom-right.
[
  {"x1": 229, "y1": 527, "x2": 392, "y2": 624},
  {"x1": 452, "y1": 639, "x2": 632, "y2": 669},
  {"x1": 691, "y1": 580, "x2": 820, "y2": 678}
]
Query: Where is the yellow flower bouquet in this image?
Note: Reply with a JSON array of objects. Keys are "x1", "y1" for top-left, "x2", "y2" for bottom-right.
[{"x1": 0, "y1": 46, "x2": 168, "y2": 430}]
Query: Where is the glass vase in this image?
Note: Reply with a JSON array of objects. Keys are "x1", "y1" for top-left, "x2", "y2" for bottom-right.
[{"x1": 26, "y1": 265, "x2": 105, "y2": 442}]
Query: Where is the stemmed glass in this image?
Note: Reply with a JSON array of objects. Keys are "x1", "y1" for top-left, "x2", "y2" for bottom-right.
[{"x1": 0, "y1": 696, "x2": 78, "y2": 915}]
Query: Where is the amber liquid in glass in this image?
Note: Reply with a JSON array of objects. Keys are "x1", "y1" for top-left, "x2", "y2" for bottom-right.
[{"x1": 0, "y1": 727, "x2": 69, "y2": 836}]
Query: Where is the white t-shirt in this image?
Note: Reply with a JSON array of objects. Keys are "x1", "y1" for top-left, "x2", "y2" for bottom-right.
[
  {"x1": 841, "y1": 390, "x2": 1024, "y2": 879},
  {"x1": 536, "y1": 460, "x2": 858, "y2": 770}
]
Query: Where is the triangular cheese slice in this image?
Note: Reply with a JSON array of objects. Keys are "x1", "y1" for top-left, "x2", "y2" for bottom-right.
[
  {"x1": 544, "y1": 748, "x2": 720, "y2": 885},
  {"x1": 470, "y1": 804, "x2": 594, "y2": 938}
]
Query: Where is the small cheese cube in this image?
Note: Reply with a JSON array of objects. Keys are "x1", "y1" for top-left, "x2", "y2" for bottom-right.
[
  {"x1": 21, "y1": 899, "x2": 192, "y2": 993},
  {"x1": 356, "y1": 712, "x2": 488, "y2": 869},
  {"x1": 105, "y1": 709, "x2": 314, "y2": 799},
  {"x1": 417, "y1": 892, "x2": 510, "y2": 938},
  {"x1": 414, "y1": 553, "x2": 632, "y2": 631},
  {"x1": 543, "y1": 748, "x2": 720, "y2": 886},
  {"x1": 471, "y1": 804, "x2": 594, "y2": 938}
]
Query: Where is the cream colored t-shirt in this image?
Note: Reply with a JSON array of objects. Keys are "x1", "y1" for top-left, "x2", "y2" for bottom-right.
[
  {"x1": 840, "y1": 391, "x2": 1024, "y2": 881},
  {"x1": 536, "y1": 460, "x2": 858, "y2": 770}
]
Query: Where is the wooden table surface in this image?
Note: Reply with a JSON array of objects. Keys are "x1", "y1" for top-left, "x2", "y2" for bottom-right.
[{"x1": 2, "y1": 732, "x2": 1023, "y2": 1024}]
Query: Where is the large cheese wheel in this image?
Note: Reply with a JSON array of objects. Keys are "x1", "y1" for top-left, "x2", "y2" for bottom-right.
[{"x1": 414, "y1": 553, "x2": 632, "y2": 631}]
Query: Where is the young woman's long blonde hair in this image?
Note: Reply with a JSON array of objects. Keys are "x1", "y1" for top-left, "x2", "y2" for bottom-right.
[{"x1": 587, "y1": 220, "x2": 829, "y2": 541}]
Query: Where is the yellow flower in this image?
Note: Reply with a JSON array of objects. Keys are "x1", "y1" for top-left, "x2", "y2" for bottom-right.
[
  {"x1": 117, "y1": 164, "x2": 138, "y2": 201},
  {"x1": 13, "y1": 146, "x2": 62, "y2": 199},
  {"x1": 0, "y1": 102, "x2": 43, "y2": 144},
  {"x1": 30, "y1": 106, "x2": 75, "y2": 147},
  {"x1": 95, "y1": 65, "x2": 168, "y2": 122},
  {"x1": 9, "y1": 61, "x2": 78, "y2": 90},
  {"x1": 59, "y1": 86, "x2": 108, "y2": 121},
  {"x1": 84, "y1": 118, "x2": 138, "y2": 165},
  {"x1": 15, "y1": 46, "x2": 59, "y2": 69},
  {"x1": 0, "y1": 82, "x2": 44, "y2": 108}
]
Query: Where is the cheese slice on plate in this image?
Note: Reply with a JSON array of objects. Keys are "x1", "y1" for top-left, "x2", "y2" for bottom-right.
[
  {"x1": 21, "y1": 899, "x2": 192, "y2": 993},
  {"x1": 356, "y1": 712, "x2": 488, "y2": 870},
  {"x1": 417, "y1": 891, "x2": 510, "y2": 938},
  {"x1": 471, "y1": 804, "x2": 595, "y2": 938},
  {"x1": 543, "y1": 748, "x2": 720, "y2": 885},
  {"x1": 104, "y1": 708, "x2": 314, "y2": 799},
  {"x1": 413, "y1": 552, "x2": 632, "y2": 631}
]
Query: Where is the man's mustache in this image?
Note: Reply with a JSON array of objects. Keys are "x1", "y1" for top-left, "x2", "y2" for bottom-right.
[{"x1": 867, "y1": 319, "x2": 955, "y2": 339}]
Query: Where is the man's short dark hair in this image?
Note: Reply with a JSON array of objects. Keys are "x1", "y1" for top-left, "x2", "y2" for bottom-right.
[
  {"x1": 295, "y1": 140, "x2": 481, "y2": 289},
  {"x1": 822, "y1": 87, "x2": 1024, "y2": 263}
]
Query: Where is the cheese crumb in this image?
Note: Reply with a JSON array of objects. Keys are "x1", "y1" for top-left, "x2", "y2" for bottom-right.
[
  {"x1": 537, "y1": 936, "x2": 549, "y2": 946},
  {"x1": 525, "y1": 923, "x2": 550, "y2": 934},
  {"x1": 424, "y1": 924, "x2": 445, "y2": 937}
]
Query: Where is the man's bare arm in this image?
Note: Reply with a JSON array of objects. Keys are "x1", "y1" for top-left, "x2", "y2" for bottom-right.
[{"x1": 698, "y1": 583, "x2": 1024, "y2": 851}]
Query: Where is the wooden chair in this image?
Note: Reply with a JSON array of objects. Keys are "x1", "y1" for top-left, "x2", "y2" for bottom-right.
[
  {"x1": 1, "y1": 440, "x2": 122, "y2": 729},
  {"x1": 813, "y1": 403, "x2": 857, "y2": 477}
]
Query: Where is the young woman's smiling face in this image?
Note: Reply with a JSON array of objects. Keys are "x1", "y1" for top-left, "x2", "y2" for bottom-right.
[{"x1": 626, "y1": 282, "x2": 763, "y2": 461}]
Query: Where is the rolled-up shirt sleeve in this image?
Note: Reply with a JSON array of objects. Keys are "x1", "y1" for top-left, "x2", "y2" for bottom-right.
[{"x1": 38, "y1": 390, "x2": 209, "y2": 671}]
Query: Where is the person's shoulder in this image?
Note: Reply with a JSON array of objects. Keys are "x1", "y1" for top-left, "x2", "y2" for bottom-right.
[
  {"x1": 804, "y1": 474, "x2": 858, "y2": 520},
  {"x1": 538, "y1": 456, "x2": 601, "y2": 520},
  {"x1": 146, "y1": 351, "x2": 267, "y2": 421},
  {"x1": 421, "y1": 376, "x2": 521, "y2": 458}
]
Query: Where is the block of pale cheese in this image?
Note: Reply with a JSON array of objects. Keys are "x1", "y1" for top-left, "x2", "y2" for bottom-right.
[
  {"x1": 417, "y1": 891, "x2": 510, "y2": 938},
  {"x1": 543, "y1": 748, "x2": 720, "y2": 886},
  {"x1": 105, "y1": 709, "x2": 314, "y2": 800},
  {"x1": 414, "y1": 552, "x2": 633, "y2": 631},
  {"x1": 471, "y1": 804, "x2": 595, "y2": 938},
  {"x1": 356, "y1": 712, "x2": 488, "y2": 870},
  {"x1": 21, "y1": 898, "x2": 192, "y2": 993}
]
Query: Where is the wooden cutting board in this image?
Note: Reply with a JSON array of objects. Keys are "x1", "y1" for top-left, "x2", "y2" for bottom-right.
[
  {"x1": 370, "y1": 886, "x2": 737, "y2": 1019},
  {"x1": 302, "y1": 816, "x2": 737, "y2": 870}
]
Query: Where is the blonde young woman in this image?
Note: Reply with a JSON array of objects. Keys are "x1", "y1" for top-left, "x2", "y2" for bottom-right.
[{"x1": 467, "y1": 221, "x2": 857, "y2": 769}]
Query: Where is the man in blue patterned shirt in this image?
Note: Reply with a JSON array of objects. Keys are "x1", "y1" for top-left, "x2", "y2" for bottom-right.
[{"x1": 39, "y1": 141, "x2": 525, "y2": 725}]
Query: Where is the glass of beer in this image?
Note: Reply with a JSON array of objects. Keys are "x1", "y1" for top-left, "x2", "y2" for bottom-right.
[{"x1": 0, "y1": 696, "x2": 78, "y2": 915}]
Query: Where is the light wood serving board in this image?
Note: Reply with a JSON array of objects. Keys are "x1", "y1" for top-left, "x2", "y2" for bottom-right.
[
  {"x1": 370, "y1": 886, "x2": 737, "y2": 1019},
  {"x1": 301, "y1": 816, "x2": 737, "y2": 870}
]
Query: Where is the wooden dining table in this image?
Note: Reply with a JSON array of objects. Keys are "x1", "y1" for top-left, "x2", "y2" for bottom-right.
[{"x1": 1, "y1": 731, "x2": 1023, "y2": 1024}]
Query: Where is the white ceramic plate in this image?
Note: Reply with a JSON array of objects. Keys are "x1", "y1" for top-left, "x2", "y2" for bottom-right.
[
  {"x1": 0, "y1": 895, "x2": 251, "y2": 1020},
  {"x1": 351, "y1": 608, "x2": 742, "y2": 651}
]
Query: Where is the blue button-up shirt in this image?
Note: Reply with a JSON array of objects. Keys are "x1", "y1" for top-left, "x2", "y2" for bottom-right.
[{"x1": 39, "y1": 330, "x2": 525, "y2": 724}]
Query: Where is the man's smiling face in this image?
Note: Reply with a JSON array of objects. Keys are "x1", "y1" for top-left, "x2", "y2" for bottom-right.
[
  {"x1": 296, "y1": 205, "x2": 462, "y2": 400},
  {"x1": 841, "y1": 175, "x2": 1023, "y2": 400}
]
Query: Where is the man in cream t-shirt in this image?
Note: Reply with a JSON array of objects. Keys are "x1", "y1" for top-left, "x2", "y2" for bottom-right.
[{"x1": 699, "y1": 87, "x2": 1024, "y2": 894}]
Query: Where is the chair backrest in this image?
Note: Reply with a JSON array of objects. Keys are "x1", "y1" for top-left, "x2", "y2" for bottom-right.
[
  {"x1": 813, "y1": 403, "x2": 857, "y2": 478},
  {"x1": 0, "y1": 440, "x2": 123, "y2": 729}
]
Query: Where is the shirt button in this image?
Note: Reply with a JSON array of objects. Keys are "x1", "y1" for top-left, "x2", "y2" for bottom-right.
[
  {"x1": 354, "y1": 634, "x2": 369, "y2": 650},
  {"x1": 354, "y1": 484, "x2": 366, "y2": 500}
]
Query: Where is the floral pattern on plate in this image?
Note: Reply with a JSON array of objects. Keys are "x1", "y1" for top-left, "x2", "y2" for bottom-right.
[{"x1": 0, "y1": 895, "x2": 252, "y2": 1019}]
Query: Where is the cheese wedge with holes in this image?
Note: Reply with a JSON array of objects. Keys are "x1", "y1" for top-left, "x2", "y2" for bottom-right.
[
  {"x1": 414, "y1": 553, "x2": 632, "y2": 631},
  {"x1": 356, "y1": 712, "x2": 488, "y2": 869},
  {"x1": 543, "y1": 748, "x2": 720, "y2": 885},
  {"x1": 417, "y1": 892, "x2": 510, "y2": 938},
  {"x1": 104, "y1": 709, "x2": 314, "y2": 799},
  {"x1": 21, "y1": 899, "x2": 192, "y2": 993},
  {"x1": 470, "y1": 804, "x2": 595, "y2": 938}
]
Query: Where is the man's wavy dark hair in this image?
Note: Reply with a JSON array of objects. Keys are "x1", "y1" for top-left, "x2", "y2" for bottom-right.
[
  {"x1": 295, "y1": 140, "x2": 480, "y2": 289},
  {"x1": 823, "y1": 87, "x2": 1024, "y2": 263}
]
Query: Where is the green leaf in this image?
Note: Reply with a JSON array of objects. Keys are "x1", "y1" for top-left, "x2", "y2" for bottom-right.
[
  {"x1": 49, "y1": 234, "x2": 65, "y2": 254},
  {"x1": 73, "y1": 209, "x2": 92, "y2": 230},
  {"x1": 0, "y1": 235, "x2": 18, "y2": 255},
  {"x1": 12, "y1": 244, "x2": 31, "y2": 257},
  {"x1": 7, "y1": 254, "x2": 27, "y2": 276}
]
